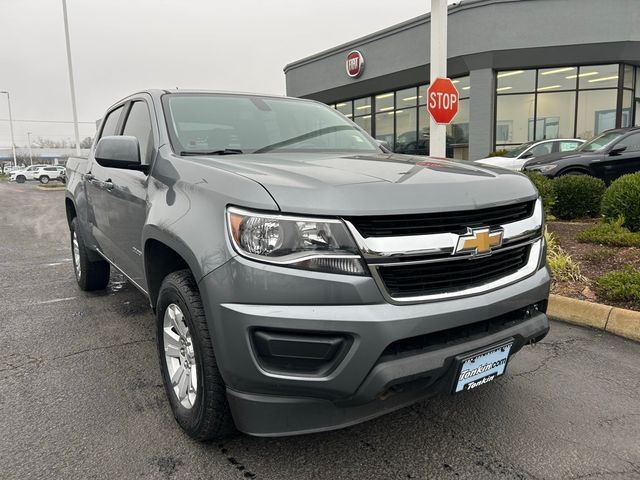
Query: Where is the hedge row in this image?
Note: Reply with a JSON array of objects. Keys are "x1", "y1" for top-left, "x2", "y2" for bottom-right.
[{"x1": 524, "y1": 171, "x2": 640, "y2": 230}]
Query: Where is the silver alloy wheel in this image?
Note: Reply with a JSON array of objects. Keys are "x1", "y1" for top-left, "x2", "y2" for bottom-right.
[
  {"x1": 72, "y1": 232, "x2": 81, "y2": 280},
  {"x1": 163, "y1": 303, "x2": 198, "y2": 409}
]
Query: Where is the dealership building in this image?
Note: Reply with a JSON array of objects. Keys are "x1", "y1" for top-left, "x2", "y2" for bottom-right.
[{"x1": 284, "y1": 0, "x2": 640, "y2": 160}]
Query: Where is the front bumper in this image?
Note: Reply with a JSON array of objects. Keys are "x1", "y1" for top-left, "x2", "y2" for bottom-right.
[{"x1": 199, "y1": 256, "x2": 550, "y2": 437}]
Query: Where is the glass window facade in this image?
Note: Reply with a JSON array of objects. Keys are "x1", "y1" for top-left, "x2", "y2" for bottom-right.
[
  {"x1": 331, "y1": 76, "x2": 470, "y2": 159},
  {"x1": 496, "y1": 64, "x2": 638, "y2": 150}
]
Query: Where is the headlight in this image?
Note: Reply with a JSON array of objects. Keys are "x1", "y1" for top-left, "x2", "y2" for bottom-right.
[
  {"x1": 226, "y1": 207, "x2": 367, "y2": 276},
  {"x1": 527, "y1": 164, "x2": 557, "y2": 173}
]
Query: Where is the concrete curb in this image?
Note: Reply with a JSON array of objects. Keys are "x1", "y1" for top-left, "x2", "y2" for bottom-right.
[
  {"x1": 548, "y1": 294, "x2": 640, "y2": 342},
  {"x1": 36, "y1": 185, "x2": 66, "y2": 191}
]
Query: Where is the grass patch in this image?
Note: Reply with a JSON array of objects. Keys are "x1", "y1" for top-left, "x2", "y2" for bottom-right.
[
  {"x1": 545, "y1": 229, "x2": 585, "y2": 282},
  {"x1": 576, "y1": 218, "x2": 640, "y2": 247},
  {"x1": 582, "y1": 248, "x2": 618, "y2": 263},
  {"x1": 595, "y1": 266, "x2": 640, "y2": 305}
]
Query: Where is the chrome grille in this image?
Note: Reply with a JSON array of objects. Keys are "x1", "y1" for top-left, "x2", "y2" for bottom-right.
[
  {"x1": 378, "y1": 244, "x2": 530, "y2": 298},
  {"x1": 346, "y1": 200, "x2": 535, "y2": 238},
  {"x1": 344, "y1": 198, "x2": 544, "y2": 304}
]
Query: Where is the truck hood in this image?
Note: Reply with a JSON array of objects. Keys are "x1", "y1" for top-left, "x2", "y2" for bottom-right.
[{"x1": 186, "y1": 152, "x2": 538, "y2": 216}]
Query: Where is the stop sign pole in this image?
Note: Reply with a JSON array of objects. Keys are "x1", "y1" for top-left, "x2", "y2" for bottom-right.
[{"x1": 429, "y1": 0, "x2": 447, "y2": 158}]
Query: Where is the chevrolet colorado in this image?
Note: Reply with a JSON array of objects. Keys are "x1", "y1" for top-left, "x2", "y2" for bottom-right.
[{"x1": 65, "y1": 90, "x2": 550, "y2": 440}]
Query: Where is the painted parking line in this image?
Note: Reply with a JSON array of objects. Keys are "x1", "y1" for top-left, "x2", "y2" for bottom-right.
[{"x1": 34, "y1": 296, "x2": 77, "y2": 305}]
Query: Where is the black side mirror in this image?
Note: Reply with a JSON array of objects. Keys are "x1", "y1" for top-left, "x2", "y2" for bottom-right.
[
  {"x1": 520, "y1": 152, "x2": 533, "y2": 159},
  {"x1": 95, "y1": 136, "x2": 146, "y2": 171},
  {"x1": 609, "y1": 145, "x2": 628, "y2": 156}
]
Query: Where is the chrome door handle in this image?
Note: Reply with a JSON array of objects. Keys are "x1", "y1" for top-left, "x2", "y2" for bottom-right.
[
  {"x1": 85, "y1": 173, "x2": 95, "y2": 181},
  {"x1": 103, "y1": 180, "x2": 114, "y2": 191}
]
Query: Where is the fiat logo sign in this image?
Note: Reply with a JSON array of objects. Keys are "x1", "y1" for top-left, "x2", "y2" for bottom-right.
[{"x1": 346, "y1": 50, "x2": 364, "y2": 78}]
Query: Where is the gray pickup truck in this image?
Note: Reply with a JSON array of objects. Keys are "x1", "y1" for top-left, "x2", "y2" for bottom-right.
[{"x1": 65, "y1": 89, "x2": 550, "y2": 440}]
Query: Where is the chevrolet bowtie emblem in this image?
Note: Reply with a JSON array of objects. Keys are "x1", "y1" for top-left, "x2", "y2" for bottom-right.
[{"x1": 455, "y1": 228, "x2": 504, "y2": 256}]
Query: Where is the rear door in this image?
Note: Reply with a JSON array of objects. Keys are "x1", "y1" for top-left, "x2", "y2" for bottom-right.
[{"x1": 95, "y1": 98, "x2": 156, "y2": 288}]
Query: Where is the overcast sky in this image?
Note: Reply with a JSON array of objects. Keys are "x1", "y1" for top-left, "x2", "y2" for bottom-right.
[{"x1": 0, "y1": 0, "x2": 457, "y2": 148}]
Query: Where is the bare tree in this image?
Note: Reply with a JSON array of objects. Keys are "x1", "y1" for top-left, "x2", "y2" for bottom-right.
[{"x1": 79, "y1": 136, "x2": 93, "y2": 149}]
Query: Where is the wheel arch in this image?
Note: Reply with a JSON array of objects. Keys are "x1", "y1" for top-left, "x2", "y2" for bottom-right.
[
  {"x1": 143, "y1": 226, "x2": 204, "y2": 309},
  {"x1": 557, "y1": 166, "x2": 592, "y2": 176},
  {"x1": 65, "y1": 195, "x2": 77, "y2": 227}
]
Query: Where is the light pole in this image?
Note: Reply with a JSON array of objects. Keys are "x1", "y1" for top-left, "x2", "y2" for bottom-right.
[
  {"x1": 61, "y1": 0, "x2": 81, "y2": 156},
  {"x1": 27, "y1": 132, "x2": 34, "y2": 165},
  {"x1": 0, "y1": 91, "x2": 17, "y2": 166},
  {"x1": 429, "y1": 0, "x2": 448, "y2": 158}
]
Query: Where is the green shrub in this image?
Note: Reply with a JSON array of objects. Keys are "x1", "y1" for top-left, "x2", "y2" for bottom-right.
[
  {"x1": 488, "y1": 149, "x2": 509, "y2": 157},
  {"x1": 524, "y1": 171, "x2": 556, "y2": 217},
  {"x1": 544, "y1": 229, "x2": 585, "y2": 282},
  {"x1": 576, "y1": 217, "x2": 640, "y2": 247},
  {"x1": 595, "y1": 266, "x2": 640, "y2": 305},
  {"x1": 551, "y1": 175, "x2": 606, "y2": 220},
  {"x1": 601, "y1": 172, "x2": 640, "y2": 232}
]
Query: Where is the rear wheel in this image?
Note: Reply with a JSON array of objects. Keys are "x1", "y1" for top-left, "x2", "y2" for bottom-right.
[
  {"x1": 16, "y1": 175, "x2": 25, "y2": 184},
  {"x1": 70, "y1": 217, "x2": 110, "y2": 290},
  {"x1": 39, "y1": 175, "x2": 50, "y2": 184},
  {"x1": 157, "y1": 270, "x2": 235, "y2": 441}
]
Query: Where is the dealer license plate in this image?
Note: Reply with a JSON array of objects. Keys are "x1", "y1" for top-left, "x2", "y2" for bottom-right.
[{"x1": 454, "y1": 342, "x2": 513, "y2": 393}]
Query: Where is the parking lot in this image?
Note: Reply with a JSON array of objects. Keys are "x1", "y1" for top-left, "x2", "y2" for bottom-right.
[{"x1": 0, "y1": 181, "x2": 639, "y2": 480}]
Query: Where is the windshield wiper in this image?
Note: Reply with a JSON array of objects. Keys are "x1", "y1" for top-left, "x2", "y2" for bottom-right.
[
  {"x1": 253, "y1": 125, "x2": 354, "y2": 154},
  {"x1": 180, "y1": 149, "x2": 243, "y2": 156}
]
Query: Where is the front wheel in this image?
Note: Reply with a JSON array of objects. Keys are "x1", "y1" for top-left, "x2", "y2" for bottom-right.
[
  {"x1": 70, "y1": 217, "x2": 110, "y2": 290},
  {"x1": 39, "y1": 175, "x2": 50, "y2": 184},
  {"x1": 16, "y1": 175, "x2": 25, "y2": 184},
  {"x1": 559, "y1": 169, "x2": 588, "y2": 176},
  {"x1": 157, "y1": 270, "x2": 235, "y2": 441}
]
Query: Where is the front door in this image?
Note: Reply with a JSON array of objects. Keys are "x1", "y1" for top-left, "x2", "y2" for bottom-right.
[
  {"x1": 85, "y1": 104, "x2": 125, "y2": 261},
  {"x1": 600, "y1": 132, "x2": 640, "y2": 182},
  {"x1": 93, "y1": 99, "x2": 155, "y2": 289}
]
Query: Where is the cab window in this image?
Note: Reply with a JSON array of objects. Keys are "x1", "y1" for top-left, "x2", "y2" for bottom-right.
[
  {"x1": 100, "y1": 105, "x2": 124, "y2": 139},
  {"x1": 122, "y1": 101, "x2": 153, "y2": 164}
]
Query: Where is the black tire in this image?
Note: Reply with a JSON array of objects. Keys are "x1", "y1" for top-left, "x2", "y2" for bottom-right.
[
  {"x1": 39, "y1": 175, "x2": 50, "y2": 184},
  {"x1": 559, "y1": 169, "x2": 588, "y2": 176},
  {"x1": 156, "y1": 270, "x2": 235, "y2": 441},
  {"x1": 16, "y1": 175, "x2": 25, "y2": 184},
  {"x1": 70, "y1": 217, "x2": 110, "y2": 291}
]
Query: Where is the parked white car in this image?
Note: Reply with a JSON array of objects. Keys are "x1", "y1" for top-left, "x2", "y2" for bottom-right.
[
  {"x1": 475, "y1": 139, "x2": 585, "y2": 171},
  {"x1": 9, "y1": 165, "x2": 48, "y2": 183},
  {"x1": 32, "y1": 166, "x2": 66, "y2": 184}
]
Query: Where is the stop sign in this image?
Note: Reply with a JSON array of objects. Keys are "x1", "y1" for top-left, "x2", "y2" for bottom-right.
[{"x1": 427, "y1": 77, "x2": 459, "y2": 124}]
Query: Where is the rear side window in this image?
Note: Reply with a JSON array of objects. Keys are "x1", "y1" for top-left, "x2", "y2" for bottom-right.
[
  {"x1": 122, "y1": 101, "x2": 153, "y2": 163},
  {"x1": 100, "y1": 105, "x2": 124, "y2": 139},
  {"x1": 557, "y1": 141, "x2": 581, "y2": 152},
  {"x1": 529, "y1": 142, "x2": 552, "y2": 157}
]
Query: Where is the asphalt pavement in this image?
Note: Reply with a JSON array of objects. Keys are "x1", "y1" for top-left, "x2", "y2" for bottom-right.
[{"x1": 0, "y1": 181, "x2": 639, "y2": 480}]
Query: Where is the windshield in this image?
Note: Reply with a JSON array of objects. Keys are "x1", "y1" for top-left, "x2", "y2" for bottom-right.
[
  {"x1": 163, "y1": 93, "x2": 379, "y2": 155},
  {"x1": 504, "y1": 142, "x2": 534, "y2": 158},
  {"x1": 578, "y1": 131, "x2": 622, "y2": 152}
]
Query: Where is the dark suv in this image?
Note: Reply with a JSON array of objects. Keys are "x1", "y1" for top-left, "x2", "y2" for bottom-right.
[{"x1": 524, "y1": 127, "x2": 640, "y2": 182}]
